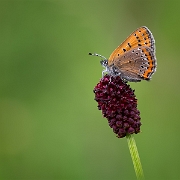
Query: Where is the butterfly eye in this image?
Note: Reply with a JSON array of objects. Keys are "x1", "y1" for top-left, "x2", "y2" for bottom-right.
[{"x1": 100, "y1": 60, "x2": 108, "y2": 67}]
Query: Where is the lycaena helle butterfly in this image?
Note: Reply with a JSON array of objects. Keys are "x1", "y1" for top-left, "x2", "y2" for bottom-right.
[{"x1": 89, "y1": 26, "x2": 157, "y2": 82}]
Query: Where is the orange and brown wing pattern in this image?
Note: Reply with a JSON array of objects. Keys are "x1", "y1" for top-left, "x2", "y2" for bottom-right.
[
  {"x1": 108, "y1": 26, "x2": 155, "y2": 65},
  {"x1": 140, "y1": 47, "x2": 156, "y2": 80}
]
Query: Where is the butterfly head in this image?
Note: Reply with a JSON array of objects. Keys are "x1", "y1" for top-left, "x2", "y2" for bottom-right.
[
  {"x1": 89, "y1": 52, "x2": 121, "y2": 77},
  {"x1": 89, "y1": 52, "x2": 108, "y2": 66},
  {"x1": 100, "y1": 59, "x2": 108, "y2": 68}
]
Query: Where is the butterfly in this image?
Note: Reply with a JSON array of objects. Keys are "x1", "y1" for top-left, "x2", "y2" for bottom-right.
[{"x1": 89, "y1": 26, "x2": 157, "y2": 82}]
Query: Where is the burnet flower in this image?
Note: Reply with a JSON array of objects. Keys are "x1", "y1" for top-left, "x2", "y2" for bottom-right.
[{"x1": 93, "y1": 75, "x2": 141, "y2": 138}]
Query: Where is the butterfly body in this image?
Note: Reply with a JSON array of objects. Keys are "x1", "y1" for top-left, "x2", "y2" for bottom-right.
[{"x1": 90, "y1": 26, "x2": 157, "y2": 82}]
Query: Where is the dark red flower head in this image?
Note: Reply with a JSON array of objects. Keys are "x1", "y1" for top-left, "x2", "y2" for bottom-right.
[{"x1": 93, "y1": 75, "x2": 141, "y2": 138}]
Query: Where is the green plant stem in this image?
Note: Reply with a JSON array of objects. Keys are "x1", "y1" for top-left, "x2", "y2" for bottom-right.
[{"x1": 126, "y1": 134, "x2": 144, "y2": 180}]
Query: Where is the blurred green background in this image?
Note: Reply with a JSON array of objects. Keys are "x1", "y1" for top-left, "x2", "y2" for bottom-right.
[{"x1": 0, "y1": 0, "x2": 179, "y2": 180}]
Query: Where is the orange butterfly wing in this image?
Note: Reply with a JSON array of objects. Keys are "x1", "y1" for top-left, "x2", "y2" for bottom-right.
[{"x1": 108, "y1": 26, "x2": 155, "y2": 66}]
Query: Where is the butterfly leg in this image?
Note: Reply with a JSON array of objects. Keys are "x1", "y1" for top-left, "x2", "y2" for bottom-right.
[
  {"x1": 102, "y1": 66, "x2": 109, "y2": 77},
  {"x1": 102, "y1": 70, "x2": 106, "y2": 77}
]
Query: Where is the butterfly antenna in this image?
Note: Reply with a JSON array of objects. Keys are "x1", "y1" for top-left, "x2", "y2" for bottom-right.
[{"x1": 89, "y1": 52, "x2": 107, "y2": 60}]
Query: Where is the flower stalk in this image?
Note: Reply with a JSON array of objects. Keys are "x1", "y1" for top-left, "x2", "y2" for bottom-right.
[{"x1": 126, "y1": 134, "x2": 144, "y2": 180}]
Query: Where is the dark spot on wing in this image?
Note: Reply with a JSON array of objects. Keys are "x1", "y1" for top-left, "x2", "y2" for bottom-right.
[{"x1": 128, "y1": 43, "x2": 131, "y2": 48}]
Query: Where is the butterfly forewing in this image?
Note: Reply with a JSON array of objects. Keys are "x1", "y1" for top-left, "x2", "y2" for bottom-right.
[{"x1": 108, "y1": 26, "x2": 155, "y2": 65}]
